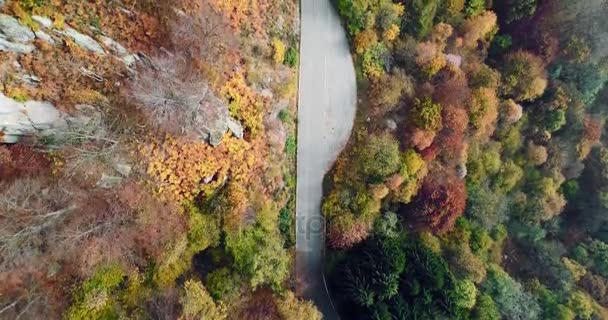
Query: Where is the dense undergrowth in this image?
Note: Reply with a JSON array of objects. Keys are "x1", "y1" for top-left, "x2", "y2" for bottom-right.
[
  {"x1": 325, "y1": 0, "x2": 608, "y2": 319},
  {"x1": 0, "y1": 0, "x2": 320, "y2": 319}
]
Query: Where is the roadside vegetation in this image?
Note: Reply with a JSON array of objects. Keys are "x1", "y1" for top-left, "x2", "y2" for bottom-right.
[
  {"x1": 326, "y1": 0, "x2": 608, "y2": 319},
  {"x1": 0, "y1": 0, "x2": 318, "y2": 319}
]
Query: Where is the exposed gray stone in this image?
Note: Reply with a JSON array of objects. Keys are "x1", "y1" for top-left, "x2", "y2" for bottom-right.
[
  {"x1": 385, "y1": 118, "x2": 397, "y2": 131},
  {"x1": 21, "y1": 74, "x2": 41, "y2": 85},
  {"x1": 195, "y1": 94, "x2": 232, "y2": 147},
  {"x1": 96, "y1": 174, "x2": 122, "y2": 189},
  {"x1": 0, "y1": 14, "x2": 35, "y2": 42},
  {"x1": 0, "y1": 93, "x2": 66, "y2": 143},
  {"x1": 34, "y1": 30, "x2": 56, "y2": 44},
  {"x1": 227, "y1": 117, "x2": 244, "y2": 139},
  {"x1": 31, "y1": 15, "x2": 53, "y2": 29},
  {"x1": 445, "y1": 53, "x2": 462, "y2": 68},
  {"x1": 113, "y1": 163, "x2": 132, "y2": 177},
  {"x1": 457, "y1": 164, "x2": 468, "y2": 179},
  {"x1": 203, "y1": 174, "x2": 214, "y2": 184},
  {"x1": 58, "y1": 27, "x2": 105, "y2": 54},
  {"x1": 0, "y1": 36, "x2": 35, "y2": 53},
  {"x1": 122, "y1": 54, "x2": 138, "y2": 67},
  {"x1": 99, "y1": 35, "x2": 128, "y2": 56}
]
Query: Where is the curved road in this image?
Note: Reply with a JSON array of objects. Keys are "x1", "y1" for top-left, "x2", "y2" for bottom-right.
[{"x1": 296, "y1": 0, "x2": 356, "y2": 319}]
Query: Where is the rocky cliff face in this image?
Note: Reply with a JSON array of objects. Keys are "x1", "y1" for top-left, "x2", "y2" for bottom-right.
[{"x1": 0, "y1": 11, "x2": 243, "y2": 146}]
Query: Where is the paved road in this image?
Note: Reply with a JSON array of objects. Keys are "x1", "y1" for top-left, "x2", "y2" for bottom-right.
[{"x1": 296, "y1": 0, "x2": 357, "y2": 319}]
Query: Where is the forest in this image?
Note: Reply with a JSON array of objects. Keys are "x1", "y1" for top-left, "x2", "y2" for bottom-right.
[
  {"x1": 0, "y1": 0, "x2": 321, "y2": 319},
  {"x1": 325, "y1": 0, "x2": 608, "y2": 319}
]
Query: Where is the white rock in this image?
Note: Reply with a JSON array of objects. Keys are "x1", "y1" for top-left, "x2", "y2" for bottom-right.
[
  {"x1": 96, "y1": 174, "x2": 122, "y2": 189},
  {"x1": 0, "y1": 14, "x2": 35, "y2": 42},
  {"x1": 31, "y1": 15, "x2": 53, "y2": 29},
  {"x1": 0, "y1": 93, "x2": 66, "y2": 143},
  {"x1": 58, "y1": 27, "x2": 105, "y2": 54},
  {"x1": 0, "y1": 36, "x2": 35, "y2": 53},
  {"x1": 34, "y1": 30, "x2": 56, "y2": 44},
  {"x1": 122, "y1": 54, "x2": 138, "y2": 67},
  {"x1": 113, "y1": 163, "x2": 132, "y2": 177},
  {"x1": 99, "y1": 35, "x2": 128, "y2": 56},
  {"x1": 445, "y1": 53, "x2": 462, "y2": 68},
  {"x1": 227, "y1": 117, "x2": 244, "y2": 139},
  {"x1": 21, "y1": 74, "x2": 41, "y2": 84},
  {"x1": 385, "y1": 118, "x2": 397, "y2": 131}
]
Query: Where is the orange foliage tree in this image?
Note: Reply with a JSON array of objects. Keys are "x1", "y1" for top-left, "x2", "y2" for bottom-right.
[{"x1": 142, "y1": 136, "x2": 255, "y2": 203}]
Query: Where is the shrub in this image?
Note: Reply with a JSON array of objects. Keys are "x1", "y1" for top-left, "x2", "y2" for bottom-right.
[
  {"x1": 284, "y1": 47, "x2": 299, "y2": 67},
  {"x1": 66, "y1": 265, "x2": 126, "y2": 320},
  {"x1": 272, "y1": 38, "x2": 286, "y2": 64},
  {"x1": 285, "y1": 135, "x2": 297, "y2": 157}
]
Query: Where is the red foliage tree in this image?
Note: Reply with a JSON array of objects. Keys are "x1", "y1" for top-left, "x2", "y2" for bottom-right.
[
  {"x1": 237, "y1": 288, "x2": 281, "y2": 320},
  {"x1": 410, "y1": 173, "x2": 467, "y2": 234},
  {"x1": 436, "y1": 105, "x2": 469, "y2": 164},
  {"x1": 327, "y1": 215, "x2": 370, "y2": 249},
  {"x1": 432, "y1": 68, "x2": 471, "y2": 108},
  {"x1": 0, "y1": 144, "x2": 50, "y2": 182}
]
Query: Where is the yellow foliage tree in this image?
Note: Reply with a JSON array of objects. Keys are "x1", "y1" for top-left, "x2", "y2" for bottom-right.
[
  {"x1": 382, "y1": 24, "x2": 401, "y2": 42},
  {"x1": 222, "y1": 73, "x2": 264, "y2": 136},
  {"x1": 272, "y1": 38, "x2": 286, "y2": 64},
  {"x1": 354, "y1": 29, "x2": 378, "y2": 54}
]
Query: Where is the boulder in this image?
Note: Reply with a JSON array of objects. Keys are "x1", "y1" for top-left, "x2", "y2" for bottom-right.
[
  {"x1": 456, "y1": 164, "x2": 468, "y2": 179},
  {"x1": 0, "y1": 14, "x2": 35, "y2": 42},
  {"x1": 99, "y1": 35, "x2": 128, "y2": 56},
  {"x1": 58, "y1": 27, "x2": 105, "y2": 54},
  {"x1": 31, "y1": 15, "x2": 53, "y2": 29},
  {"x1": 0, "y1": 93, "x2": 66, "y2": 143},
  {"x1": 21, "y1": 74, "x2": 41, "y2": 85},
  {"x1": 113, "y1": 163, "x2": 132, "y2": 177},
  {"x1": 96, "y1": 174, "x2": 123, "y2": 189},
  {"x1": 445, "y1": 53, "x2": 462, "y2": 68},
  {"x1": 34, "y1": 30, "x2": 56, "y2": 44},
  {"x1": 0, "y1": 36, "x2": 35, "y2": 53},
  {"x1": 227, "y1": 117, "x2": 244, "y2": 139},
  {"x1": 385, "y1": 118, "x2": 397, "y2": 131}
]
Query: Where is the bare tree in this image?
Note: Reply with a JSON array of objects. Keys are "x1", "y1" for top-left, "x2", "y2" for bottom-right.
[
  {"x1": 130, "y1": 56, "x2": 211, "y2": 133},
  {"x1": 38, "y1": 105, "x2": 119, "y2": 177},
  {"x1": 170, "y1": 0, "x2": 236, "y2": 62}
]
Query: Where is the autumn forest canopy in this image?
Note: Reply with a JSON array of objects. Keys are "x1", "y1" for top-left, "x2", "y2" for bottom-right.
[
  {"x1": 325, "y1": 0, "x2": 608, "y2": 319},
  {"x1": 0, "y1": 0, "x2": 319, "y2": 319},
  {"x1": 1, "y1": 0, "x2": 608, "y2": 319}
]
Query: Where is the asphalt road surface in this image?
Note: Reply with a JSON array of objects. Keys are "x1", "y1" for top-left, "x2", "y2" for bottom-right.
[{"x1": 296, "y1": 0, "x2": 357, "y2": 319}]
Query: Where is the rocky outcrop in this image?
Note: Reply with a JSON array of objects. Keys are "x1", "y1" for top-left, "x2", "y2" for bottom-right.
[
  {"x1": 0, "y1": 14, "x2": 36, "y2": 53},
  {"x1": 57, "y1": 27, "x2": 106, "y2": 54},
  {"x1": 0, "y1": 14, "x2": 35, "y2": 42},
  {"x1": 195, "y1": 93, "x2": 245, "y2": 146},
  {"x1": 0, "y1": 36, "x2": 34, "y2": 53},
  {"x1": 0, "y1": 93, "x2": 66, "y2": 143}
]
